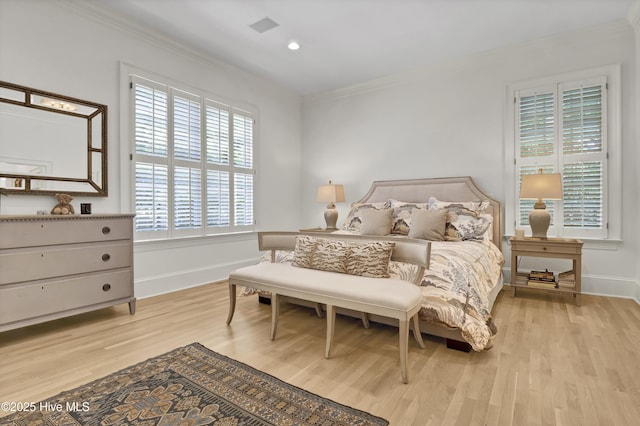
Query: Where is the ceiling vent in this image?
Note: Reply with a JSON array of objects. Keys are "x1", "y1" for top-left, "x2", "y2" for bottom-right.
[{"x1": 249, "y1": 16, "x2": 279, "y2": 34}]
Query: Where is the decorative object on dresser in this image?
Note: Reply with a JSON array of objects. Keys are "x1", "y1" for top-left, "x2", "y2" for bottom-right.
[
  {"x1": 50, "y1": 193, "x2": 75, "y2": 215},
  {"x1": 0, "y1": 214, "x2": 135, "y2": 332},
  {"x1": 509, "y1": 237, "x2": 583, "y2": 305},
  {"x1": 519, "y1": 168, "x2": 563, "y2": 238},
  {"x1": 2, "y1": 343, "x2": 389, "y2": 426},
  {"x1": 316, "y1": 180, "x2": 345, "y2": 230}
]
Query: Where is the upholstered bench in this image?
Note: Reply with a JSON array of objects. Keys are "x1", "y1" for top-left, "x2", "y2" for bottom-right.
[{"x1": 226, "y1": 231, "x2": 431, "y2": 383}]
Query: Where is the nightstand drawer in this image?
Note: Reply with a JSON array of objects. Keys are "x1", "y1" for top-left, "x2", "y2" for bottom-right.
[{"x1": 511, "y1": 239, "x2": 582, "y2": 255}]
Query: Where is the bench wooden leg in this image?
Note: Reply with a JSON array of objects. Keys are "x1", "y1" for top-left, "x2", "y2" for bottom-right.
[
  {"x1": 270, "y1": 293, "x2": 280, "y2": 340},
  {"x1": 399, "y1": 319, "x2": 410, "y2": 384},
  {"x1": 315, "y1": 303, "x2": 325, "y2": 318},
  {"x1": 226, "y1": 283, "x2": 237, "y2": 325},
  {"x1": 325, "y1": 304, "x2": 336, "y2": 358},
  {"x1": 360, "y1": 312, "x2": 370, "y2": 329},
  {"x1": 412, "y1": 314, "x2": 425, "y2": 349}
]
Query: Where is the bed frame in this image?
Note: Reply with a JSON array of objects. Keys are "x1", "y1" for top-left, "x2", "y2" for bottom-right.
[{"x1": 260, "y1": 177, "x2": 504, "y2": 351}]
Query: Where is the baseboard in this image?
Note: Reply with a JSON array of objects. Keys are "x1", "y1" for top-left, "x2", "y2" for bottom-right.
[{"x1": 135, "y1": 258, "x2": 257, "y2": 299}]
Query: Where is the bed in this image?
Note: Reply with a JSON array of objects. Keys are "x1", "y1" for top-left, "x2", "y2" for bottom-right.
[{"x1": 255, "y1": 177, "x2": 505, "y2": 351}]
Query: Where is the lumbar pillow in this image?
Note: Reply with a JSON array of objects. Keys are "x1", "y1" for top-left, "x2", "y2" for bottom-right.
[
  {"x1": 358, "y1": 208, "x2": 393, "y2": 236},
  {"x1": 292, "y1": 235, "x2": 317, "y2": 268},
  {"x1": 310, "y1": 238, "x2": 349, "y2": 273},
  {"x1": 408, "y1": 208, "x2": 447, "y2": 240},
  {"x1": 345, "y1": 240, "x2": 395, "y2": 278},
  {"x1": 293, "y1": 236, "x2": 395, "y2": 278}
]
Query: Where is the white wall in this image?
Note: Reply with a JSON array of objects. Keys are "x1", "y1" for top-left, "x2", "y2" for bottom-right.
[
  {"x1": 0, "y1": 0, "x2": 303, "y2": 297},
  {"x1": 302, "y1": 20, "x2": 639, "y2": 300}
]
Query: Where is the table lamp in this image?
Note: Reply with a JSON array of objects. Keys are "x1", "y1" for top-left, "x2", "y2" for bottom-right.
[
  {"x1": 519, "y1": 168, "x2": 563, "y2": 238},
  {"x1": 317, "y1": 180, "x2": 345, "y2": 230}
]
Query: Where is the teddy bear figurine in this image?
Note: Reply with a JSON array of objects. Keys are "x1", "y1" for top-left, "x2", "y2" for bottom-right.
[{"x1": 51, "y1": 193, "x2": 75, "y2": 215}]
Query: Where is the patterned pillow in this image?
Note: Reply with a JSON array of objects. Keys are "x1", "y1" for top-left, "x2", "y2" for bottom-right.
[
  {"x1": 310, "y1": 238, "x2": 349, "y2": 273},
  {"x1": 359, "y1": 208, "x2": 393, "y2": 236},
  {"x1": 427, "y1": 197, "x2": 492, "y2": 241},
  {"x1": 293, "y1": 235, "x2": 395, "y2": 278},
  {"x1": 342, "y1": 201, "x2": 389, "y2": 232},
  {"x1": 292, "y1": 235, "x2": 317, "y2": 268},
  {"x1": 345, "y1": 241, "x2": 395, "y2": 278},
  {"x1": 389, "y1": 199, "x2": 429, "y2": 235}
]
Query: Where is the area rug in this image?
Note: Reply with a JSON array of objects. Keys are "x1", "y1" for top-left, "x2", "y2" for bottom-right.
[{"x1": 2, "y1": 342, "x2": 388, "y2": 426}]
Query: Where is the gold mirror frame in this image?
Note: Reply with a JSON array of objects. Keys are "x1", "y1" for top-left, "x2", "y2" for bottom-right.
[{"x1": 0, "y1": 80, "x2": 107, "y2": 196}]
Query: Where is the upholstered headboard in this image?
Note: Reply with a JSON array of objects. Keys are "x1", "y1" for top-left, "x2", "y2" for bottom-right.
[{"x1": 355, "y1": 177, "x2": 502, "y2": 250}]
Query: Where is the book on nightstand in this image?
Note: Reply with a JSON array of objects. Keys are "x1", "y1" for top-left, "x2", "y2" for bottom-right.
[{"x1": 527, "y1": 269, "x2": 557, "y2": 288}]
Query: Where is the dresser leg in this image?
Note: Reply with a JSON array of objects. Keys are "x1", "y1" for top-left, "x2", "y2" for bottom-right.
[{"x1": 128, "y1": 299, "x2": 136, "y2": 315}]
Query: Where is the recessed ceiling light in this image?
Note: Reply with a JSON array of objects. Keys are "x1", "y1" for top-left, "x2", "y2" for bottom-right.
[{"x1": 288, "y1": 41, "x2": 300, "y2": 51}]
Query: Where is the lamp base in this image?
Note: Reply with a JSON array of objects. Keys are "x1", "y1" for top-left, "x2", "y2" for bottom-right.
[
  {"x1": 529, "y1": 207, "x2": 551, "y2": 238},
  {"x1": 324, "y1": 203, "x2": 339, "y2": 230}
]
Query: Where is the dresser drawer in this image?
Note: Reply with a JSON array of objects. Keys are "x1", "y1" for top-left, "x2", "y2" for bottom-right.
[
  {"x1": 0, "y1": 241, "x2": 131, "y2": 285},
  {"x1": 0, "y1": 269, "x2": 132, "y2": 324},
  {"x1": 0, "y1": 217, "x2": 132, "y2": 249}
]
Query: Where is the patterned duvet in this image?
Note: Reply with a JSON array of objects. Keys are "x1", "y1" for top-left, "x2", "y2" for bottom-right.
[{"x1": 257, "y1": 238, "x2": 504, "y2": 351}]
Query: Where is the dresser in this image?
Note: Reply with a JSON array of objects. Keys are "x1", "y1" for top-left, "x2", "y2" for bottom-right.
[{"x1": 0, "y1": 214, "x2": 135, "y2": 332}]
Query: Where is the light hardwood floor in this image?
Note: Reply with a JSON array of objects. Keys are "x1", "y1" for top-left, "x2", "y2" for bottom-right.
[{"x1": 1, "y1": 282, "x2": 638, "y2": 425}]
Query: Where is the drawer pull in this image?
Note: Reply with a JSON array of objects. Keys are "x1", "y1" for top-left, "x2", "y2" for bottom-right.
[
  {"x1": 102, "y1": 284, "x2": 111, "y2": 292},
  {"x1": 102, "y1": 253, "x2": 111, "y2": 261},
  {"x1": 102, "y1": 226, "x2": 111, "y2": 234},
  {"x1": 543, "y1": 247, "x2": 547, "y2": 251}
]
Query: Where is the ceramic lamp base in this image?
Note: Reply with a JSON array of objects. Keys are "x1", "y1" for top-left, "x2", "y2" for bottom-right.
[
  {"x1": 324, "y1": 203, "x2": 338, "y2": 230},
  {"x1": 529, "y1": 207, "x2": 551, "y2": 238}
]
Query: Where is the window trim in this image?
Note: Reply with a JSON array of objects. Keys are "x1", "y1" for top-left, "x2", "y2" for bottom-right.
[
  {"x1": 504, "y1": 64, "x2": 621, "y2": 241},
  {"x1": 120, "y1": 64, "x2": 259, "y2": 241}
]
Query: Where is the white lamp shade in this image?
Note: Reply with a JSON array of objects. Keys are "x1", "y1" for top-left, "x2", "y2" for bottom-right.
[
  {"x1": 317, "y1": 182, "x2": 345, "y2": 203},
  {"x1": 520, "y1": 173, "x2": 563, "y2": 200}
]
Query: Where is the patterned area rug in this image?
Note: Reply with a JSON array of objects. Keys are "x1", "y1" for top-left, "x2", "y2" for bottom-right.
[{"x1": 3, "y1": 343, "x2": 388, "y2": 426}]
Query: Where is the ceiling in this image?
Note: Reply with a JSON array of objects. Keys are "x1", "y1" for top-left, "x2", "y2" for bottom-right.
[{"x1": 77, "y1": 0, "x2": 634, "y2": 95}]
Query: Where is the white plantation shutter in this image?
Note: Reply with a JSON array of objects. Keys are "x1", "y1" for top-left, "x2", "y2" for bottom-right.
[
  {"x1": 560, "y1": 83, "x2": 605, "y2": 233},
  {"x1": 514, "y1": 77, "x2": 607, "y2": 239},
  {"x1": 206, "y1": 170, "x2": 230, "y2": 227},
  {"x1": 135, "y1": 162, "x2": 168, "y2": 232},
  {"x1": 131, "y1": 75, "x2": 256, "y2": 240},
  {"x1": 234, "y1": 173, "x2": 254, "y2": 226}
]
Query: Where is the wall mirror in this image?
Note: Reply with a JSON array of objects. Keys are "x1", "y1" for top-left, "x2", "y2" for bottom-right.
[{"x1": 0, "y1": 80, "x2": 107, "y2": 196}]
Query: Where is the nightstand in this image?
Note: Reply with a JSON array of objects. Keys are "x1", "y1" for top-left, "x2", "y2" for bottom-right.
[{"x1": 510, "y1": 237, "x2": 583, "y2": 306}]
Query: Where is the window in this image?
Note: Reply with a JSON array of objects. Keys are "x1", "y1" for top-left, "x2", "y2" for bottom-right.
[
  {"x1": 507, "y1": 65, "x2": 621, "y2": 240},
  {"x1": 131, "y1": 75, "x2": 255, "y2": 240}
]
